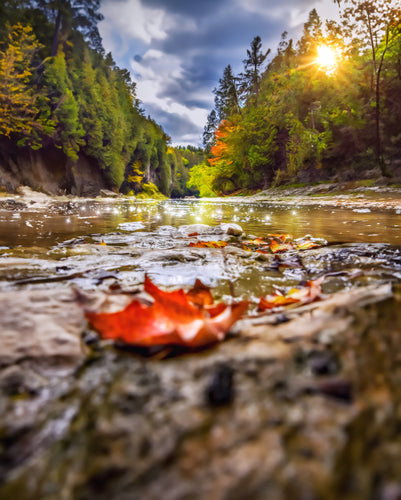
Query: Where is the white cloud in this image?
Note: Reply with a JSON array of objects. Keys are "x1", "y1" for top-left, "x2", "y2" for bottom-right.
[
  {"x1": 131, "y1": 51, "x2": 208, "y2": 145},
  {"x1": 101, "y1": 0, "x2": 167, "y2": 45},
  {"x1": 236, "y1": 0, "x2": 339, "y2": 26}
]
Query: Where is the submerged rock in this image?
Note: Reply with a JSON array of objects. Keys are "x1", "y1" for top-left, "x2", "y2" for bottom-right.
[{"x1": 1, "y1": 202, "x2": 401, "y2": 499}]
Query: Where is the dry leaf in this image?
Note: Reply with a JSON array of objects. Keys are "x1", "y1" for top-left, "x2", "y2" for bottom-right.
[{"x1": 85, "y1": 276, "x2": 248, "y2": 348}]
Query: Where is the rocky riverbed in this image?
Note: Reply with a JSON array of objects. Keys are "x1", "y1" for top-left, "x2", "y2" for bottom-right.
[{"x1": 1, "y1": 188, "x2": 401, "y2": 499}]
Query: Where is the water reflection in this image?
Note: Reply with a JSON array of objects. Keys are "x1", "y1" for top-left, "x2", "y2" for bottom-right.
[{"x1": 0, "y1": 198, "x2": 400, "y2": 247}]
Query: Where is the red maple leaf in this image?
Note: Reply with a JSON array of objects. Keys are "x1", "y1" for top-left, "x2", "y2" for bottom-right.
[{"x1": 85, "y1": 276, "x2": 248, "y2": 348}]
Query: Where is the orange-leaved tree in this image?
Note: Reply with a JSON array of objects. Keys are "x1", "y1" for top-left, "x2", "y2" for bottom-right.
[{"x1": 207, "y1": 119, "x2": 244, "y2": 193}]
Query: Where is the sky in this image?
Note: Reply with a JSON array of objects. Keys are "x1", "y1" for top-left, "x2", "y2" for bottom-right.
[{"x1": 99, "y1": 0, "x2": 340, "y2": 147}]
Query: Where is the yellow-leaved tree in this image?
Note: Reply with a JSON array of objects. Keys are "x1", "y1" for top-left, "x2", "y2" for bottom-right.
[{"x1": 0, "y1": 24, "x2": 48, "y2": 147}]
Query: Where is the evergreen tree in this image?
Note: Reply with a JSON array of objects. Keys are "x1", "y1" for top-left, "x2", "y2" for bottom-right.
[
  {"x1": 202, "y1": 109, "x2": 218, "y2": 152},
  {"x1": 12, "y1": 0, "x2": 104, "y2": 55},
  {"x1": 43, "y1": 50, "x2": 84, "y2": 160},
  {"x1": 297, "y1": 9, "x2": 322, "y2": 56},
  {"x1": 239, "y1": 36, "x2": 270, "y2": 100},
  {"x1": 213, "y1": 64, "x2": 240, "y2": 120}
]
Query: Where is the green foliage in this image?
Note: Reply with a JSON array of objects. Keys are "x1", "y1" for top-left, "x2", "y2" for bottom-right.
[
  {"x1": 0, "y1": 4, "x2": 176, "y2": 196},
  {"x1": 43, "y1": 52, "x2": 84, "y2": 160},
  {"x1": 136, "y1": 182, "x2": 167, "y2": 199},
  {"x1": 0, "y1": 23, "x2": 52, "y2": 146},
  {"x1": 168, "y1": 146, "x2": 204, "y2": 197},
  {"x1": 194, "y1": 0, "x2": 401, "y2": 196},
  {"x1": 187, "y1": 161, "x2": 217, "y2": 197}
]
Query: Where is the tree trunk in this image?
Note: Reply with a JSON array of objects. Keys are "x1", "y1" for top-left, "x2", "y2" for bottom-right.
[{"x1": 375, "y1": 77, "x2": 381, "y2": 163}]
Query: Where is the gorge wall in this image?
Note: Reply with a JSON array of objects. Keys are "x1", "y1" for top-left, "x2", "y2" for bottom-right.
[{"x1": 0, "y1": 138, "x2": 112, "y2": 197}]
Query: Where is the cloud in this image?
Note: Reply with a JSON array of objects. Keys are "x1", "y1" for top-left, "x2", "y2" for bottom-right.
[
  {"x1": 145, "y1": 103, "x2": 206, "y2": 146},
  {"x1": 100, "y1": 0, "x2": 341, "y2": 146},
  {"x1": 100, "y1": 0, "x2": 167, "y2": 45}
]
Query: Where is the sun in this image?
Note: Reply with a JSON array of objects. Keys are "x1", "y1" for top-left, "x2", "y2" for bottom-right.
[{"x1": 316, "y1": 45, "x2": 338, "y2": 75}]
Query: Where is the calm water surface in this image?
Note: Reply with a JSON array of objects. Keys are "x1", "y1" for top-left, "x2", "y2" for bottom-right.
[{"x1": 0, "y1": 198, "x2": 400, "y2": 247}]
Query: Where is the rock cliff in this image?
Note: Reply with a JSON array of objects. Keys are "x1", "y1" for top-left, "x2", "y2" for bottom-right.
[{"x1": 0, "y1": 138, "x2": 112, "y2": 197}]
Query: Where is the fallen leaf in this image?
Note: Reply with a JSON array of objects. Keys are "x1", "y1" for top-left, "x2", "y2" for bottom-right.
[
  {"x1": 189, "y1": 240, "x2": 228, "y2": 248},
  {"x1": 268, "y1": 233, "x2": 293, "y2": 243},
  {"x1": 269, "y1": 240, "x2": 294, "y2": 253},
  {"x1": 188, "y1": 232, "x2": 200, "y2": 237},
  {"x1": 296, "y1": 240, "x2": 321, "y2": 250},
  {"x1": 242, "y1": 238, "x2": 267, "y2": 247},
  {"x1": 242, "y1": 234, "x2": 324, "y2": 255},
  {"x1": 242, "y1": 234, "x2": 294, "y2": 254},
  {"x1": 186, "y1": 279, "x2": 214, "y2": 307},
  {"x1": 258, "y1": 277, "x2": 324, "y2": 311},
  {"x1": 85, "y1": 276, "x2": 248, "y2": 348}
]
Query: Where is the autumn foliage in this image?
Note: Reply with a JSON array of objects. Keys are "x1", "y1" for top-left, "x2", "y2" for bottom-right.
[
  {"x1": 85, "y1": 276, "x2": 248, "y2": 348},
  {"x1": 242, "y1": 234, "x2": 321, "y2": 254},
  {"x1": 258, "y1": 278, "x2": 324, "y2": 311},
  {"x1": 188, "y1": 240, "x2": 227, "y2": 248},
  {"x1": 208, "y1": 120, "x2": 235, "y2": 166}
]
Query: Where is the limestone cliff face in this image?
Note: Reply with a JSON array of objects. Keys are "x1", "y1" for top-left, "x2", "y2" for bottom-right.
[{"x1": 0, "y1": 138, "x2": 112, "y2": 196}]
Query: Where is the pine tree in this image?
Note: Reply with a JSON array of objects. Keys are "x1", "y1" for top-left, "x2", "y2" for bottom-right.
[
  {"x1": 202, "y1": 109, "x2": 218, "y2": 153},
  {"x1": 297, "y1": 9, "x2": 322, "y2": 56},
  {"x1": 240, "y1": 36, "x2": 270, "y2": 100},
  {"x1": 43, "y1": 50, "x2": 84, "y2": 159},
  {"x1": 213, "y1": 64, "x2": 240, "y2": 120},
  {"x1": 16, "y1": 0, "x2": 104, "y2": 55}
]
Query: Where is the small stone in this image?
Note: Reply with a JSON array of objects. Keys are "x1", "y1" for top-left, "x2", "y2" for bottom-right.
[
  {"x1": 220, "y1": 223, "x2": 243, "y2": 236},
  {"x1": 177, "y1": 224, "x2": 214, "y2": 236},
  {"x1": 308, "y1": 350, "x2": 339, "y2": 376},
  {"x1": 381, "y1": 482, "x2": 401, "y2": 500},
  {"x1": 99, "y1": 189, "x2": 120, "y2": 198},
  {"x1": 206, "y1": 365, "x2": 235, "y2": 407}
]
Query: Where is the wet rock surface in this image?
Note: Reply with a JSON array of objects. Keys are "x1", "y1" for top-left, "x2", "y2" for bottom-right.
[
  {"x1": 0, "y1": 284, "x2": 400, "y2": 500},
  {"x1": 0, "y1": 288, "x2": 86, "y2": 369},
  {"x1": 1, "y1": 201, "x2": 401, "y2": 499}
]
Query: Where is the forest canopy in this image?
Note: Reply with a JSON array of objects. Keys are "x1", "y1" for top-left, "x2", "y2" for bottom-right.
[
  {"x1": 0, "y1": 0, "x2": 201, "y2": 197},
  {"x1": 190, "y1": 0, "x2": 401, "y2": 196}
]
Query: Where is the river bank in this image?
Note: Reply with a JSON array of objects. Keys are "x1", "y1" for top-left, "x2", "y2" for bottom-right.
[{"x1": 3, "y1": 182, "x2": 401, "y2": 212}]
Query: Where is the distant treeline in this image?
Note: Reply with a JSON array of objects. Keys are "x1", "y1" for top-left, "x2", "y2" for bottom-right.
[
  {"x1": 0, "y1": 0, "x2": 202, "y2": 197},
  {"x1": 189, "y1": 1, "x2": 401, "y2": 196}
]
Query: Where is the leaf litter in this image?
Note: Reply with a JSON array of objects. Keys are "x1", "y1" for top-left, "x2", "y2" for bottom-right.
[{"x1": 82, "y1": 229, "x2": 331, "y2": 351}]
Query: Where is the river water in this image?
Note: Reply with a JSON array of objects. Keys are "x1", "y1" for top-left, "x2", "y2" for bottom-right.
[
  {"x1": 1, "y1": 198, "x2": 401, "y2": 248},
  {"x1": 1, "y1": 197, "x2": 401, "y2": 299}
]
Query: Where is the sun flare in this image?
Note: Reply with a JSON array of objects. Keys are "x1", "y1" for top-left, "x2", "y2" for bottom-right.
[{"x1": 316, "y1": 45, "x2": 339, "y2": 75}]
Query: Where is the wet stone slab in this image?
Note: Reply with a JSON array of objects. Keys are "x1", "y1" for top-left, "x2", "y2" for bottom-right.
[
  {"x1": 0, "y1": 284, "x2": 400, "y2": 499},
  {"x1": 0, "y1": 288, "x2": 86, "y2": 370}
]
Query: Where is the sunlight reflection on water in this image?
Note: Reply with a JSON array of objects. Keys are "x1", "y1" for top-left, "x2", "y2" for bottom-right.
[{"x1": 0, "y1": 198, "x2": 400, "y2": 247}]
